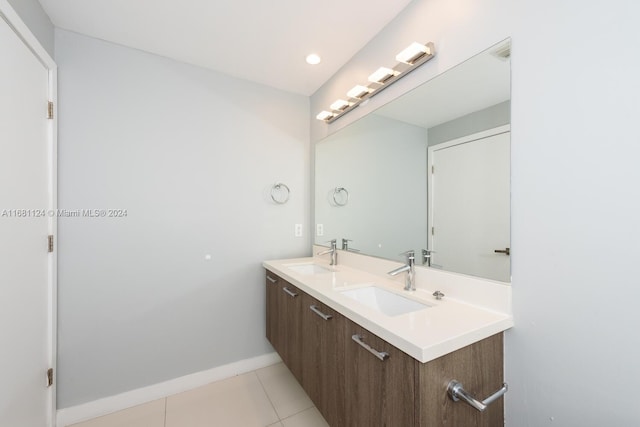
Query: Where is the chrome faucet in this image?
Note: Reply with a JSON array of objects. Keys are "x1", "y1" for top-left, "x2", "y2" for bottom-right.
[
  {"x1": 341, "y1": 238, "x2": 360, "y2": 252},
  {"x1": 317, "y1": 239, "x2": 338, "y2": 265},
  {"x1": 387, "y1": 250, "x2": 416, "y2": 291}
]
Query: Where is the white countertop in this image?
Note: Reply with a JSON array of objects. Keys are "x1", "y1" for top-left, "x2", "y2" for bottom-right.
[{"x1": 263, "y1": 256, "x2": 513, "y2": 363}]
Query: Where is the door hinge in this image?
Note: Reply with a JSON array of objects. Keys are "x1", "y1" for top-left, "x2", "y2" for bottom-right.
[
  {"x1": 47, "y1": 368, "x2": 53, "y2": 387},
  {"x1": 47, "y1": 101, "x2": 54, "y2": 119},
  {"x1": 48, "y1": 235, "x2": 54, "y2": 253},
  {"x1": 431, "y1": 165, "x2": 434, "y2": 174},
  {"x1": 431, "y1": 227, "x2": 435, "y2": 236}
]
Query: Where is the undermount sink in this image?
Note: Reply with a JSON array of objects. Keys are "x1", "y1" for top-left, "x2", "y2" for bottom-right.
[
  {"x1": 340, "y1": 286, "x2": 430, "y2": 317},
  {"x1": 285, "y1": 263, "x2": 332, "y2": 275}
]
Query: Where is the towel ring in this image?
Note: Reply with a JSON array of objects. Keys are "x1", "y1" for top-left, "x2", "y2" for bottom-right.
[
  {"x1": 270, "y1": 183, "x2": 290, "y2": 204},
  {"x1": 333, "y1": 187, "x2": 349, "y2": 206}
]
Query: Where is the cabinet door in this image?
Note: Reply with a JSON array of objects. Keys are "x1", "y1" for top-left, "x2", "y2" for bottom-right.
[
  {"x1": 344, "y1": 320, "x2": 415, "y2": 427},
  {"x1": 277, "y1": 280, "x2": 303, "y2": 382},
  {"x1": 417, "y1": 333, "x2": 504, "y2": 427},
  {"x1": 301, "y1": 294, "x2": 346, "y2": 427},
  {"x1": 265, "y1": 272, "x2": 280, "y2": 350}
]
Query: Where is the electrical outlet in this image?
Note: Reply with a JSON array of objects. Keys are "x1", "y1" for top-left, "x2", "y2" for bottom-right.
[
  {"x1": 294, "y1": 224, "x2": 303, "y2": 237},
  {"x1": 316, "y1": 224, "x2": 324, "y2": 236}
]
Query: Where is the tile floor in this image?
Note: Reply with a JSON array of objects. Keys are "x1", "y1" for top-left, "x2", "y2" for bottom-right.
[{"x1": 70, "y1": 363, "x2": 329, "y2": 427}]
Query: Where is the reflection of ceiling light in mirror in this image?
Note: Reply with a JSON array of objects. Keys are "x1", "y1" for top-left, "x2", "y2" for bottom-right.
[
  {"x1": 316, "y1": 110, "x2": 334, "y2": 121},
  {"x1": 305, "y1": 54, "x2": 321, "y2": 65},
  {"x1": 368, "y1": 67, "x2": 398, "y2": 84},
  {"x1": 396, "y1": 42, "x2": 430, "y2": 64},
  {"x1": 330, "y1": 99, "x2": 351, "y2": 111},
  {"x1": 346, "y1": 85, "x2": 372, "y2": 99}
]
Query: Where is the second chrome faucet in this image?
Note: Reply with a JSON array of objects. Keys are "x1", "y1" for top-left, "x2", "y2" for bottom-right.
[
  {"x1": 387, "y1": 250, "x2": 416, "y2": 291},
  {"x1": 317, "y1": 239, "x2": 338, "y2": 265}
]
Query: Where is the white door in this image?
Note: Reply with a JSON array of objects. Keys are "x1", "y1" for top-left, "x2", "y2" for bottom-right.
[
  {"x1": 429, "y1": 128, "x2": 510, "y2": 282},
  {"x1": 0, "y1": 11, "x2": 53, "y2": 427}
]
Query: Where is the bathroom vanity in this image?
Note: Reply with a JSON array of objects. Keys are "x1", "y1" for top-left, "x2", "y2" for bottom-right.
[{"x1": 263, "y1": 254, "x2": 512, "y2": 427}]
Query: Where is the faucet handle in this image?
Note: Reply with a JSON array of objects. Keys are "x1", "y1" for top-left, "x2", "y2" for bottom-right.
[
  {"x1": 400, "y1": 250, "x2": 415, "y2": 260},
  {"x1": 421, "y1": 249, "x2": 436, "y2": 265}
]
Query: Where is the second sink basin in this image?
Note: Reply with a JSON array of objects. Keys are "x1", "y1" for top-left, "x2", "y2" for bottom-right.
[{"x1": 340, "y1": 286, "x2": 430, "y2": 316}]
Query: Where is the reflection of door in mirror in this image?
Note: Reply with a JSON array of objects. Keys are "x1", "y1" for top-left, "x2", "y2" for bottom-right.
[{"x1": 428, "y1": 126, "x2": 510, "y2": 282}]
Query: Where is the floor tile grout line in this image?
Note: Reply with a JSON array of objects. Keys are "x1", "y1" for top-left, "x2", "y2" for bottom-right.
[
  {"x1": 254, "y1": 369, "x2": 282, "y2": 421},
  {"x1": 163, "y1": 397, "x2": 167, "y2": 427}
]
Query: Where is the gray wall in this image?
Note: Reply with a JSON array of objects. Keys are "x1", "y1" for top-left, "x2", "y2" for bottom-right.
[
  {"x1": 311, "y1": 0, "x2": 640, "y2": 425},
  {"x1": 6, "y1": 0, "x2": 54, "y2": 57},
  {"x1": 315, "y1": 114, "x2": 427, "y2": 260},
  {"x1": 55, "y1": 29, "x2": 310, "y2": 408},
  {"x1": 428, "y1": 101, "x2": 510, "y2": 146}
]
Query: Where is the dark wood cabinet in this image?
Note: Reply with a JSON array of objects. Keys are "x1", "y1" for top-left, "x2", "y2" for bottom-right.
[
  {"x1": 416, "y1": 333, "x2": 504, "y2": 427},
  {"x1": 300, "y1": 294, "x2": 346, "y2": 427},
  {"x1": 265, "y1": 271, "x2": 504, "y2": 427},
  {"x1": 265, "y1": 273, "x2": 280, "y2": 349},
  {"x1": 265, "y1": 273, "x2": 303, "y2": 382},
  {"x1": 344, "y1": 319, "x2": 416, "y2": 427}
]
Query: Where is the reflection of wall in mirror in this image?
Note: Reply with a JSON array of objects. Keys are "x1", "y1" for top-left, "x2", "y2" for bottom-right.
[
  {"x1": 315, "y1": 114, "x2": 428, "y2": 261},
  {"x1": 428, "y1": 101, "x2": 510, "y2": 146}
]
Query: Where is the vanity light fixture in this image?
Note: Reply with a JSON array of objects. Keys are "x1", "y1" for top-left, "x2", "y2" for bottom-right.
[
  {"x1": 368, "y1": 67, "x2": 399, "y2": 84},
  {"x1": 396, "y1": 42, "x2": 431, "y2": 64},
  {"x1": 346, "y1": 85, "x2": 372, "y2": 99},
  {"x1": 329, "y1": 99, "x2": 351, "y2": 111},
  {"x1": 316, "y1": 110, "x2": 334, "y2": 121},
  {"x1": 316, "y1": 41, "x2": 435, "y2": 123}
]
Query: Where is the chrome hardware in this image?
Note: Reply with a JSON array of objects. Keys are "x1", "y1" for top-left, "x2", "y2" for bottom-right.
[
  {"x1": 310, "y1": 305, "x2": 332, "y2": 321},
  {"x1": 494, "y1": 247, "x2": 510, "y2": 256},
  {"x1": 387, "y1": 250, "x2": 416, "y2": 291},
  {"x1": 432, "y1": 290, "x2": 444, "y2": 300},
  {"x1": 266, "y1": 275, "x2": 277, "y2": 284},
  {"x1": 317, "y1": 239, "x2": 338, "y2": 265},
  {"x1": 421, "y1": 249, "x2": 435, "y2": 266},
  {"x1": 282, "y1": 287, "x2": 298, "y2": 298},
  {"x1": 447, "y1": 380, "x2": 508, "y2": 412},
  {"x1": 341, "y1": 238, "x2": 360, "y2": 252},
  {"x1": 332, "y1": 187, "x2": 349, "y2": 206},
  {"x1": 351, "y1": 334, "x2": 389, "y2": 361},
  {"x1": 270, "y1": 182, "x2": 290, "y2": 204}
]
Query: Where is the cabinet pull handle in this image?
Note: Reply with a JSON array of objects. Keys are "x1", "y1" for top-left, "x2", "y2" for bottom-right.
[
  {"x1": 266, "y1": 275, "x2": 277, "y2": 283},
  {"x1": 309, "y1": 305, "x2": 332, "y2": 320},
  {"x1": 282, "y1": 287, "x2": 298, "y2": 298},
  {"x1": 351, "y1": 334, "x2": 389, "y2": 361},
  {"x1": 447, "y1": 380, "x2": 508, "y2": 412}
]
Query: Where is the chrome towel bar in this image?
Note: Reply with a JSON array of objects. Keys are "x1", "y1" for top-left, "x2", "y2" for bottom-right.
[{"x1": 447, "y1": 380, "x2": 508, "y2": 412}]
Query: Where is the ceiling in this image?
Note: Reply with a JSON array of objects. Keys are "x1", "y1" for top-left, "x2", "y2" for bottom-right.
[
  {"x1": 375, "y1": 40, "x2": 511, "y2": 129},
  {"x1": 39, "y1": 0, "x2": 413, "y2": 96}
]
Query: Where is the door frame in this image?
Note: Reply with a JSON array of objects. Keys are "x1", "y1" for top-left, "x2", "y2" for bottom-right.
[
  {"x1": 427, "y1": 124, "x2": 510, "y2": 258},
  {"x1": 0, "y1": 2, "x2": 58, "y2": 425}
]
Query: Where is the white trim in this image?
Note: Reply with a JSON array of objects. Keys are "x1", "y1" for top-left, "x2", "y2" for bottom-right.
[
  {"x1": 0, "y1": 0, "x2": 55, "y2": 68},
  {"x1": 0, "y1": 2, "x2": 57, "y2": 426},
  {"x1": 428, "y1": 124, "x2": 511, "y2": 153},
  {"x1": 56, "y1": 352, "x2": 282, "y2": 427}
]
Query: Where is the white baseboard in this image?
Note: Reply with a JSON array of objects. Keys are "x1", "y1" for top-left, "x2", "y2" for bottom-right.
[{"x1": 56, "y1": 352, "x2": 281, "y2": 426}]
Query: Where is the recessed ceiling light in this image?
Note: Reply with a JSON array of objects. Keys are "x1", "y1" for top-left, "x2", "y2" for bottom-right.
[{"x1": 306, "y1": 54, "x2": 321, "y2": 65}]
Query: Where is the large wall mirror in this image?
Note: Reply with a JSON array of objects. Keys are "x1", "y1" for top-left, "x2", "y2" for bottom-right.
[{"x1": 315, "y1": 39, "x2": 511, "y2": 283}]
